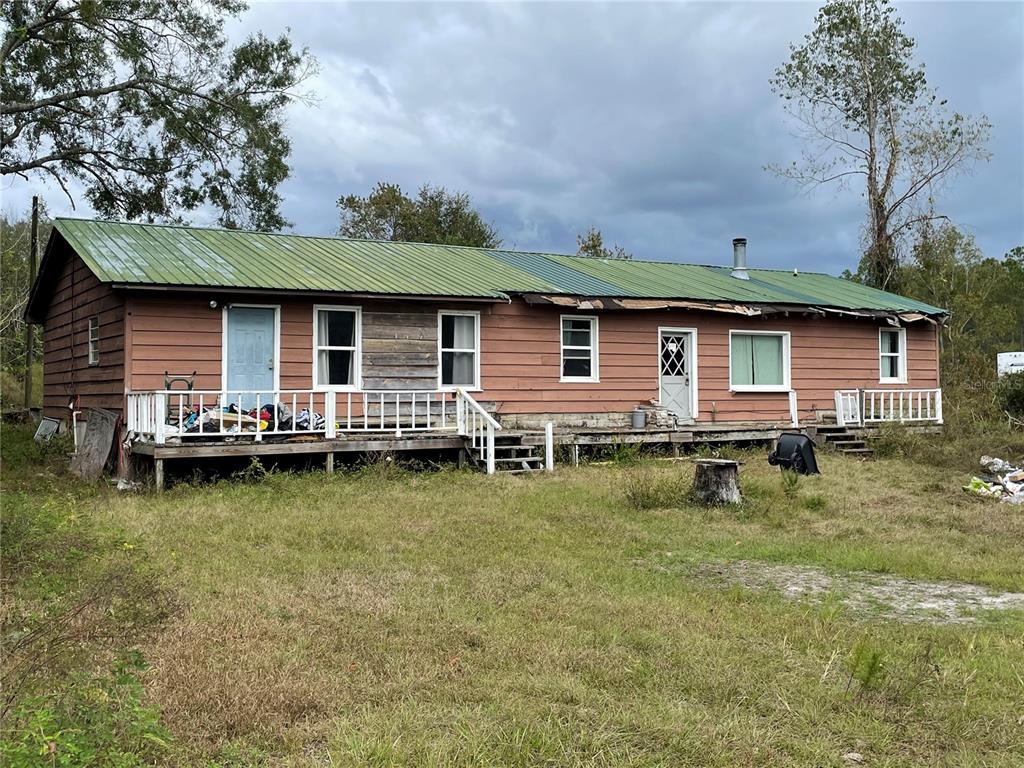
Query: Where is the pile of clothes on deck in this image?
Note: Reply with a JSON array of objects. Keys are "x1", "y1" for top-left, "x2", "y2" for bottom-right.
[
  {"x1": 167, "y1": 401, "x2": 326, "y2": 436},
  {"x1": 963, "y1": 455, "x2": 1024, "y2": 504}
]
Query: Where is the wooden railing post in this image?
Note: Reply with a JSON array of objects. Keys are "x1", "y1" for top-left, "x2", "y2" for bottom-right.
[
  {"x1": 935, "y1": 388, "x2": 943, "y2": 424},
  {"x1": 456, "y1": 390, "x2": 467, "y2": 435},
  {"x1": 834, "y1": 391, "x2": 846, "y2": 427},
  {"x1": 154, "y1": 392, "x2": 167, "y2": 445},
  {"x1": 325, "y1": 394, "x2": 337, "y2": 439}
]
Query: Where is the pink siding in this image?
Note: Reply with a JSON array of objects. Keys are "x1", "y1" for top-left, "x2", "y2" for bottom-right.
[
  {"x1": 479, "y1": 300, "x2": 940, "y2": 423},
  {"x1": 125, "y1": 293, "x2": 940, "y2": 426}
]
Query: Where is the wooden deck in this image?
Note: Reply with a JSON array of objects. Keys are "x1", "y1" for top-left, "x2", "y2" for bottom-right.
[
  {"x1": 130, "y1": 420, "x2": 944, "y2": 489},
  {"x1": 134, "y1": 422, "x2": 793, "y2": 459},
  {"x1": 133, "y1": 421, "x2": 805, "y2": 489}
]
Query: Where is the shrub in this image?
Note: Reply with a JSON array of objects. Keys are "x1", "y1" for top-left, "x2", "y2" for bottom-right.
[
  {"x1": 0, "y1": 652, "x2": 171, "y2": 767},
  {"x1": 608, "y1": 441, "x2": 644, "y2": 466},
  {"x1": 845, "y1": 638, "x2": 886, "y2": 698},
  {"x1": 995, "y1": 371, "x2": 1024, "y2": 419},
  {"x1": 231, "y1": 456, "x2": 269, "y2": 484},
  {"x1": 780, "y1": 469, "x2": 800, "y2": 499}
]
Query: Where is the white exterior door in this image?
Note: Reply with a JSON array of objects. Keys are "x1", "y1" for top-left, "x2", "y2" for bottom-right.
[{"x1": 659, "y1": 330, "x2": 692, "y2": 420}]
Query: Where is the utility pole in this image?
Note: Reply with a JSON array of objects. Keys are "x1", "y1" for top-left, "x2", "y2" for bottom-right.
[{"x1": 23, "y1": 196, "x2": 38, "y2": 410}]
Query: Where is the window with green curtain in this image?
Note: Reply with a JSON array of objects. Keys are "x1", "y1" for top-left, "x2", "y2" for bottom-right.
[{"x1": 730, "y1": 333, "x2": 785, "y2": 387}]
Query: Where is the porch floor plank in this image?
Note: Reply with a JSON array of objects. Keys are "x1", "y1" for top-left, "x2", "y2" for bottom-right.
[{"x1": 145, "y1": 434, "x2": 467, "y2": 459}]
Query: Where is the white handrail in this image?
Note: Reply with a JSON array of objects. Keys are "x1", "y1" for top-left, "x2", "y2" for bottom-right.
[{"x1": 456, "y1": 388, "x2": 501, "y2": 475}]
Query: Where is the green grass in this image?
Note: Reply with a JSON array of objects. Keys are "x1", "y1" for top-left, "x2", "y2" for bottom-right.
[{"x1": 3, "y1": 426, "x2": 1024, "y2": 766}]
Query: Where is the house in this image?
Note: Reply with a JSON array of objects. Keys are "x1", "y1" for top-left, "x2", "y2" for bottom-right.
[{"x1": 26, "y1": 218, "x2": 946, "y2": 481}]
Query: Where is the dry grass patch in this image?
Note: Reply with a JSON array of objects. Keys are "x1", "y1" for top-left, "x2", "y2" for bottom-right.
[{"x1": 6, "y1": 430, "x2": 1024, "y2": 766}]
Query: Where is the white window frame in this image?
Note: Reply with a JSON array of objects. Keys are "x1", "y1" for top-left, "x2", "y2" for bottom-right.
[
  {"x1": 312, "y1": 304, "x2": 362, "y2": 392},
  {"x1": 437, "y1": 310, "x2": 481, "y2": 391},
  {"x1": 879, "y1": 327, "x2": 908, "y2": 384},
  {"x1": 728, "y1": 329, "x2": 791, "y2": 393},
  {"x1": 560, "y1": 314, "x2": 600, "y2": 383},
  {"x1": 87, "y1": 316, "x2": 100, "y2": 366}
]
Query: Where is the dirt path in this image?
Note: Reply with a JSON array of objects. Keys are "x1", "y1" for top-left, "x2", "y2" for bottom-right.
[{"x1": 698, "y1": 561, "x2": 1024, "y2": 624}]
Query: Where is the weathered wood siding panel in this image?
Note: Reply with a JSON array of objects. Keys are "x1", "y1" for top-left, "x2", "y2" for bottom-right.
[
  {"x1": 362, "y1": 307, "x2": 438, "y2": 390},
  {"x1": 42, "y1": 248, "x2": 125, "y2": 419}
]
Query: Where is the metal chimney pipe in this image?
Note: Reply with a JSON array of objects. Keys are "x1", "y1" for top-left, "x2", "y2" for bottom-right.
[{"x1": 731, "y1": 237, "x2": 749, "y2": 280}]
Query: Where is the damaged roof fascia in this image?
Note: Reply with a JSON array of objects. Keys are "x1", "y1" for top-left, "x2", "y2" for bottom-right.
[{"x1": 519, "y1": 293, "x2": 944, "y2": 324}]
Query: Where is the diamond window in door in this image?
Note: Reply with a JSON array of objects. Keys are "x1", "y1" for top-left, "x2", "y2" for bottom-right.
[{"x1": 661, "y1": 336, "x2": 688, "y2": 377}]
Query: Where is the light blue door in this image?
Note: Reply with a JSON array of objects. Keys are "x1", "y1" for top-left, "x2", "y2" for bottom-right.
[{"x1": 225, "y1": 307, "x2": 276, "y2": 405}]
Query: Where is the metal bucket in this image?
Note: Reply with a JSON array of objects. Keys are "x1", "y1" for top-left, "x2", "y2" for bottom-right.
[{"x1": 631, "y1": 408, "x2": 647, "y2": 429}]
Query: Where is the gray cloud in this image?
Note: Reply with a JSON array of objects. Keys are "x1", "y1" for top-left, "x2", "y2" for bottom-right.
[{"x1": 5, "y1": 1, "x2": 1022, "y2": 277}]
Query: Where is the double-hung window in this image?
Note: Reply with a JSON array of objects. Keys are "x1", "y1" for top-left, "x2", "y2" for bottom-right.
[
  {"x1": 560, "y1": 315, "x2": 599, "y2": 382},
  {"x1": 313, "y1": 306, "x2": 361, "y2": 390},
  {"x1": 879, "y1": 328, "x2": 907, "y2": 383},
  {"x1": 439, "y1": 311, "x2": 480, "y2": 389},
  {"x1": 729, "y1": 330, "x2": 790, "y2": 392},
  {"x1": 87, "y1": 316, "x2": 100, "y2": 366}
]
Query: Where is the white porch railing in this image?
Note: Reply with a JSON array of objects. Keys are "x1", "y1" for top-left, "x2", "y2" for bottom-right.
[
  {"x1": 455, "y1": 388, "x2": 502, "y2": 475},
  {"x1": 126, "y1": 387, "x2": 502, "y2": 474},
  {"x1": 834, "y1": 388, "x2": 942, "y2": 427}
]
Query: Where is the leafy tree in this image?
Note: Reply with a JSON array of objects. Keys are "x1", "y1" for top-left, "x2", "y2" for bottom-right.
[
  {"x1": 337, "y1": 182, "x2": 501, "y2": 247},
  {"x1": 1, "y1": 0, "x2": 315, "y2": 230},
  {"x1": 770, "y1": 0, "x2": 990, "y2": 291},
  {"x1": 1, "y1": 206, "x2": 49, "y2": 383},
  {"x1": 900, "y1": 222, "x2": 1024, "y2": 395},
  {"x1": 575, "y1": 226, "x2": 632, "y2": 260}
]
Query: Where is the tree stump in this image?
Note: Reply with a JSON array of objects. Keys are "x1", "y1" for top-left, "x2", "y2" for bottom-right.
[{"x1": 691, "y1": 459, "x2": 741, "y2": 505}]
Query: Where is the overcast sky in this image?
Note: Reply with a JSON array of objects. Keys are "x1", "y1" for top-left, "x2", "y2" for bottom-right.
[{"x1": 3, "y1": 1, "x2": 1022, "y2": 275}]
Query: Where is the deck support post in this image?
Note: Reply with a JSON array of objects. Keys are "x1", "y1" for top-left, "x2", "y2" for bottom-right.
[
  {"x1": 326, "y1": 452, "x2": 334, "y2": 474},
  {"x1": 485, "y1": 423, "x2": 496, "y2": 475},
  {"x1": 544, "y1": 422, "x2": 554, "y2": 472},
  {"x1": 154, "y1": 458, "x2": 165, "y2": 492}
]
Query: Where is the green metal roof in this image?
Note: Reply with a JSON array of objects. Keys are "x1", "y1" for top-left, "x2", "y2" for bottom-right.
[{"x1": 47, "y1": 218, "x2": 945, "y2": 315}]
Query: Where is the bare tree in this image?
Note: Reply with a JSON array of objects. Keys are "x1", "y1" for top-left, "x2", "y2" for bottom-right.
[{"x1": 770, "y1": 0, "x2": 990, "y2": 290}]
